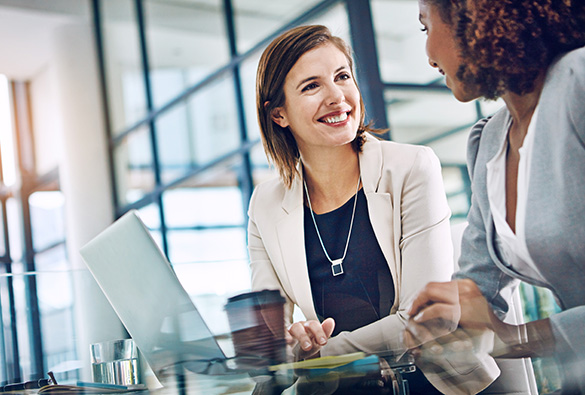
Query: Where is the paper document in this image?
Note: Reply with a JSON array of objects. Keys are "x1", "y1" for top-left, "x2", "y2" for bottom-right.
[{"x1": 269, "y1": 351, "x2": 367, "y2": 371}]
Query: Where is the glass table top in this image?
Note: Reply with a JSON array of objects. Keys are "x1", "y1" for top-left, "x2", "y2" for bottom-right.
[{"x1": 0, "y1": 268, "x2": 413, "y2": 394}]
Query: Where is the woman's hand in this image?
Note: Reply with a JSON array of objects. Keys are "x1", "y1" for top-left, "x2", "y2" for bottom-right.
[
  {"x1": 403, "y1": 278, "x2": 557, "y2": 360},
  {"x1": 403, "y1": 280, "x2": 462, "y2": 349},
  {"x1": 403, "y1": 278, "x2": 503, "y2": 349},
  {"x1": 287, "y1": 317, "x2": 335, "y2": 360}
]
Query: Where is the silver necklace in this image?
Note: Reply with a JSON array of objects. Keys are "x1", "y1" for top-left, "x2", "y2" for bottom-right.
[{"x1": 303, "y1": 175, "x2": 361, "y2": 277}]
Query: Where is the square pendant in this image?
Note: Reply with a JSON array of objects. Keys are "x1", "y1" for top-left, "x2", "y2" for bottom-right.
[{"x1": 331, "y1": 259, "x2": 344, "y2": 276}]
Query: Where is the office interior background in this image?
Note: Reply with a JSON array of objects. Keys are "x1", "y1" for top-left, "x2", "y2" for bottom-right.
[{"x1": 0, "y1": 0, "x2": 562, "y2": 392}]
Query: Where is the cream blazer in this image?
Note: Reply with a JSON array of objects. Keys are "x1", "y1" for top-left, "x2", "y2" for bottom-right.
[{"x1": 247, "y1": 133, "x2": 498, "y2": 394}]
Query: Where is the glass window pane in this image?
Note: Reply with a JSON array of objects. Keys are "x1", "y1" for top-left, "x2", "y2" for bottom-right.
[
  {"x1": 34, "y1": 246, "x2": 77, "y2": 381},
  {"x1": 155, "y1": 72, "x2": 241, "y2": 184},
  {"x1": 233, "y1": 0, "x2": 322, "y2": 53},
  {"x1": 385, "y1": 89, "x2": 477, "y2": 144},
  {"x1": 167, "y1": 228, "x2": 247, "y2": 264},
  {"x1": 162, "y1": 157, "x2": 248, "y2": 264},
  {"x1": 101, "y1": 0, "x2": 148, "y2": 135},
  {"x1": 35, "y1": 244, "x2": 69, "y2": 273},
  {"x1": 186, "y1": 73, "x2": 241, "y2": 163},
  {"x1": 136, "y1": 203, "x2": 161, "y2": 230},
  {"x1": 7, "y1": 198, "x2": 22, "y2": 262},
  {"x1": 154, "y1": 102, "x2": 191, "y2": 183},
  {"x1": 240, "y1": 51, "x2": 261, "y2": 142},
  {"x1": 0, "y1": 202, "x2": 5, "y2": 257},
  {"x1": 173, "y1": 259, "x2": 251, "y2": 337},
  {"x1": 306, "y1": 2, "x2": 350, "y2": 40},
  {"x1": 0, "y1": 274, "x2": 11, "y2": 384},
  {"x1": 164, "y1": 187, "x2": 244, "y2": 228},
  {"x1": 29, "y1": 191, "x2": 65, "y2": 252},
  {"x1": 427, "y1": 129, "x2": 469, "y2": 165},
  {"x1": 113, "y1": 126, "x2": 156, "y2": 206},
  {"x1": 135, "y1": 204, "x2": 163, "y2": 252},
  {"x1": 163, "y1": 157, "x2": 245, "y2": 227},
  {"x1": 12, "y1": 272, "x2": 32, "y2": 379},
  {"x1": 372, "y1": 0, "x2": 435, "y2": 84},
  {"x1": 442, "y1": 166, "x2": 470, "y2": 220},
  {"x1": 144, "y1": 0, "x2": 230, "y2": 108},
  {"x1": 251, "y1": 143, "x2": 276, "y2": 187}
]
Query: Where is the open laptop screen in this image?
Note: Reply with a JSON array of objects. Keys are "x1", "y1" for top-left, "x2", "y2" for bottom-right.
[{"x1": 80, "y1": 210, "x2": 226, "y2": 377}]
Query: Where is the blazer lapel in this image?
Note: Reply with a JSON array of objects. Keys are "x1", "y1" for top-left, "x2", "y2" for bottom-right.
[
  {"x1": 359, "y1": 135, "x2": 398, "y2": 293},
  {"x1": 277, "y1": 175, "x2": 318, "y2": 320}
]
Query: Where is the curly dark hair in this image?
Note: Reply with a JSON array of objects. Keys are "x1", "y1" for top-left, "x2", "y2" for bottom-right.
[{"x1": 424, "y1": 0, "x2": 585, "y2": 99}]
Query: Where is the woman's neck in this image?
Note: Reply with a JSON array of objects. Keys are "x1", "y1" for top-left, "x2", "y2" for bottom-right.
[
  {"x1": 301, "y1": 145, "x2": 360, "y2": 214},
  {"x1": 502, "y1": 72, "x2": 546, "y2": 145},
  {"x1": 500, "y1": 72, "x2": 546, "y2": 232}
]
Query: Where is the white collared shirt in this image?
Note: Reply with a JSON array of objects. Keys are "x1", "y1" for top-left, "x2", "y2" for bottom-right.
[{"x1": 485, "y1": 106, "x2": 546, "y2": 283}]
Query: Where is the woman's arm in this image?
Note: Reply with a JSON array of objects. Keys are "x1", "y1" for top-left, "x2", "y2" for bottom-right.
[
  {"x1": 247, "y1": 187, "x2": 295, "y2": 327},
  {"x1": 405, "y1": 278, "x2": 556, "y2": 359},
  {"x1": 455, "y1": 114, "x2": 519, "y2": 316}
]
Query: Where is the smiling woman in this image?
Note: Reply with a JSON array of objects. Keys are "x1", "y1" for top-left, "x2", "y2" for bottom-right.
[
  {"x1": 256, "y1": 25, "x2": 371, "y2": 189},
  {"x1": 247, "y1": 25, "x2": 499, "y2": 394},
  {"x1": 271, "y1": 43, "x2": 361, "y2": 158}
]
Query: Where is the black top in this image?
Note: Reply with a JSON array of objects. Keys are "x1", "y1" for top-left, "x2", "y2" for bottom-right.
[{"x1": 304, "y1": 188, "x2": 394, "y2": 336}]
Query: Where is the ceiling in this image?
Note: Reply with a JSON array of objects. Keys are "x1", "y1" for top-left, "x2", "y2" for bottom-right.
[{"x1": 0, "y1": 0, "x2": 89, "y2": 80}]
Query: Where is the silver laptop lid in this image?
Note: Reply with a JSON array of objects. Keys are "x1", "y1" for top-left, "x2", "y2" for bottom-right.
[{"x1": 80, "y1": 210, "x2": 226, "y2": 377}]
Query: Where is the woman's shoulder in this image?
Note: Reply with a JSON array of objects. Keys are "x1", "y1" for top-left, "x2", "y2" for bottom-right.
[
  {"x1": 470, "y1": 109, "x2": 508, "y2": 147},
  {"x1": 251, "y1": 176, "x2": 286, "y2": 200},
  {"x1": 362, "y1": 135, "x2": 441, "y2": 181},
  {"x1": 465, "y1": 109, "x2": 508, "y2": 176},
  {"x1": 544, "y1": 46, "x2": 585, "y2": 133},
  {"x1": 547, "y1": 45, "x2": 585, "y2": 86},
  {"x1": 553, "y1": 45, "x2": 585, "y2": 68},
  {"x1": 365, "y1": 133, "x2": 436, "y2": 162}
]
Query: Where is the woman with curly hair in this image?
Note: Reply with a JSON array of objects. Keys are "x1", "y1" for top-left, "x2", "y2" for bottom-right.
[{"x1": 406, "y1": 0, "x2": 585, "y2": 392}]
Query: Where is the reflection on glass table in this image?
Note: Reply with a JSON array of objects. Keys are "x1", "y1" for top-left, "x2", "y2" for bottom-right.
[
  {"x1": 148, "y1": 351, "x2": 414, "y2": 395},
  {"x1": 0, "y1": 268, "x2": 417, "y2": 394}
]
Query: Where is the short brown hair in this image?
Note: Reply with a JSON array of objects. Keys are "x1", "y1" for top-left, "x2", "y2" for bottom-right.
[
  {"x1": 256, "y1": 25, "x2": 375, "y2": 188},
  {"x1": 423, "y1": 0, "x2": 585, "y2": 99}
]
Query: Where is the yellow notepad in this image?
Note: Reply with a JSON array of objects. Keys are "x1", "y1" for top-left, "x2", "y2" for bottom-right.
[{"x1": 268, "y1": 351, "x2": 366, "y2": 371}]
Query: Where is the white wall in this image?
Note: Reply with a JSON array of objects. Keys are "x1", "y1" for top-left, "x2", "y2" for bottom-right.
[
  {"x1": 29, "y1": 62, "x2": 63, "y2": 175},
  {"x1": 46, "y1": 22, "x2": 126, "y2": 380},
  {"x1": 0, "y1": 1, "x2": 133, "y2": 380}
]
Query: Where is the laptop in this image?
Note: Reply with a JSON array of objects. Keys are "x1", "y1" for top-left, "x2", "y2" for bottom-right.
[
  {"x1": 79, "y1": 210, "x2": 408, "y2": 386},
  {"x1": 79, "y1": 210, "x2": 228, "y2": 379}
]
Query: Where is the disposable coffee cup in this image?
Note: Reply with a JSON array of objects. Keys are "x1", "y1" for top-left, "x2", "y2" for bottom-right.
[
  {"x1": 225, "y1": 290, "x2": 286, "y2": 368},
  {"x1": 90, "y1": 339, "x2": 141, "y2": 386}
]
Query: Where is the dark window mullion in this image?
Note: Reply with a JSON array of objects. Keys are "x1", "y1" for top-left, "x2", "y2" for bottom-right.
[
  {"x1": 134, "y1": 0, "x2": 169, "y2": 257},
  {"x1": 223, "y1": 0, "x2": 254, "y2": 226},
  {"x1": 0, "y1": 251, "x2": 20, "y2": 383},
  {"x1": 92, "y1": 0, "x2": 120, "y2": 214},
  {"x1": 11, "y1": 81, "x2": 45, "y2": 379},
  {"x1": 0, "y1": 138, "x2": 19, "y2": 382},
  {"x1": 0, "y1": 271, "x2": 21, "y2": 384},
  {"x1": 346, "y1": 0, "x2": 389, "y2": 138}
]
